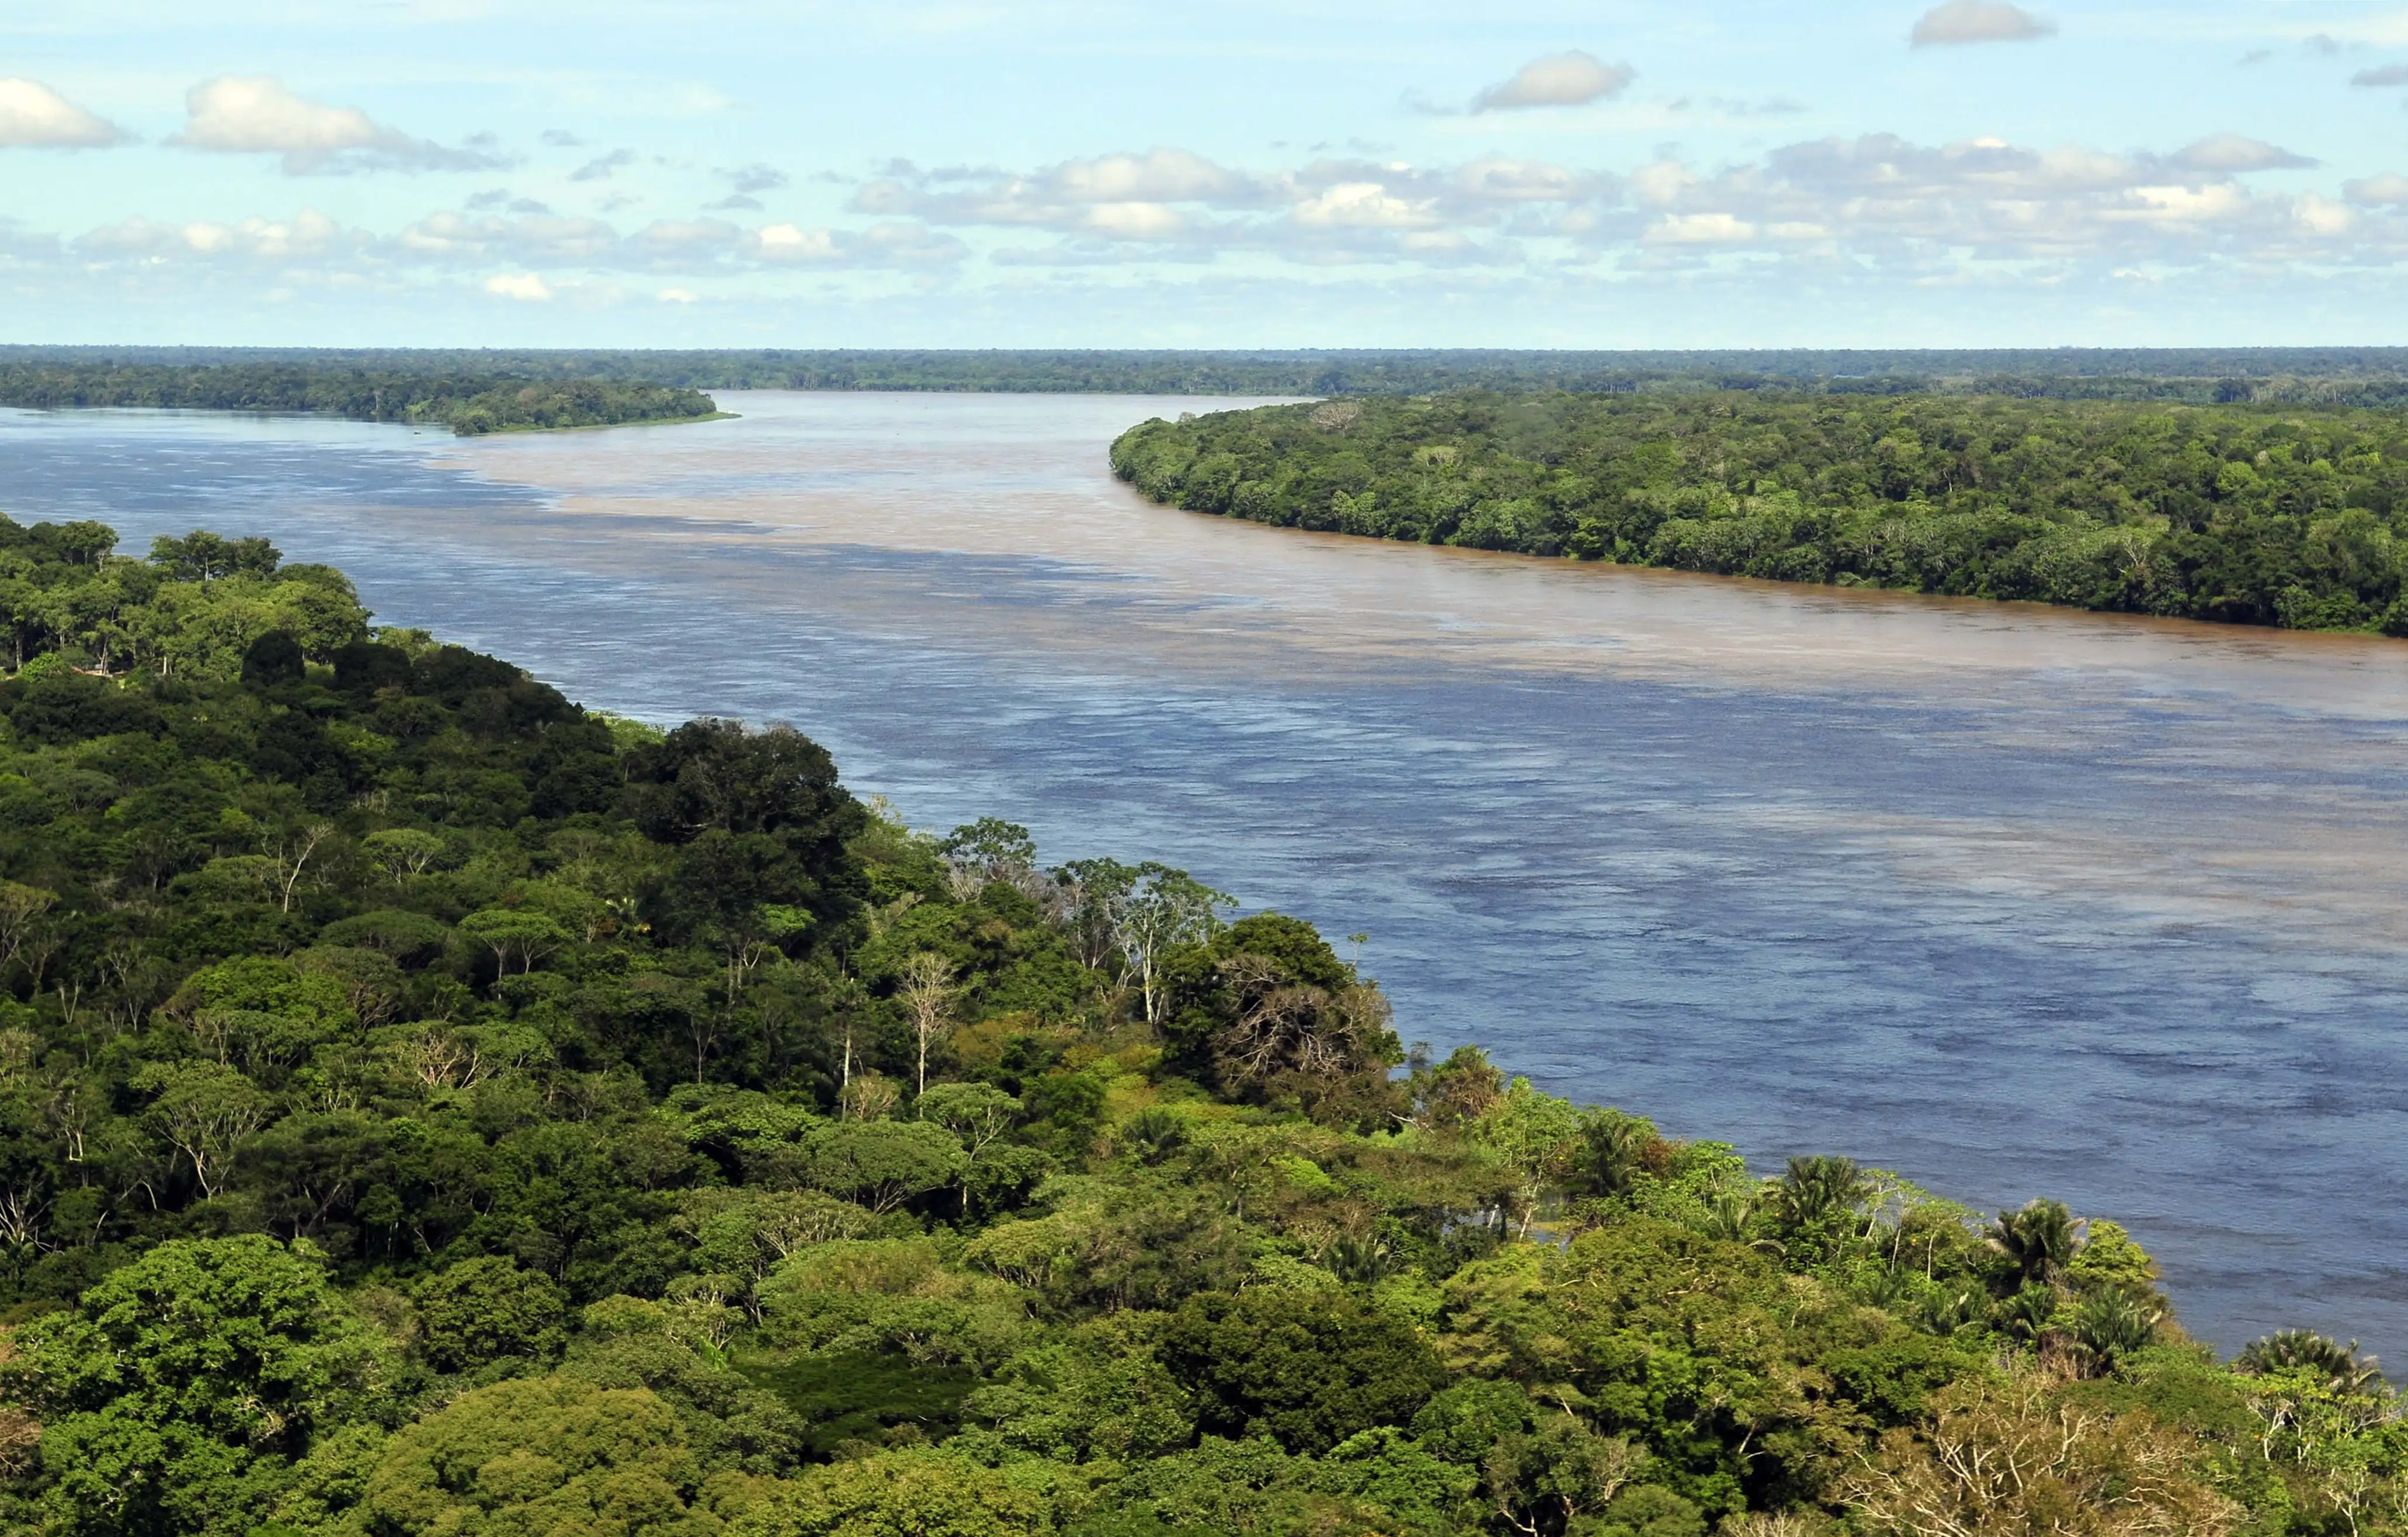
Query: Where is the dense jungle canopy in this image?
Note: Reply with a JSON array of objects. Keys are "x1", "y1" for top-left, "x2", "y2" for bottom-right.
[
  {"x1": 0, "y1": 364, "x2": 718, "y2": 436},
  {"x1": 1113, "y1": 391, "x2": 2408, "y2": 634},
  {"x1": 9, "y1": 346, "x2": 2408, "y2": 403},
  {"x1": 0, "y1": 516, "x2": 2395, "y2": 1537}
]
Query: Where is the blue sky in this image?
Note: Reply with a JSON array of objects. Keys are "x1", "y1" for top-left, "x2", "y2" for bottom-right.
[{"x1": 2, "y1": 0, "x2": 2406, "y2": 347}]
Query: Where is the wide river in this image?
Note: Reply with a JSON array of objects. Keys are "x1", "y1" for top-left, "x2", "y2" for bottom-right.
[{"x1": 4, "y1": 391, "x2": 2404, "y2": 1359}]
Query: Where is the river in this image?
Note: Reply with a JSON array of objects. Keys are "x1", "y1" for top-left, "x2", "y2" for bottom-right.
[{"x1": 3, "y1": 390, "x2": 2404, "y2": 1360}]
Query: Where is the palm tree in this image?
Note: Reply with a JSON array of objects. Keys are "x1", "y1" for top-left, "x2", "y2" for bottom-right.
[
  {"x1": 2072, "y1": 1289, "x2": 2163, "y2": 1369},
  {"x1": 1987, "y1": 1198, "x2": 2083, "y2": 1287},
  {"x1": 1995, "y1": 1284, "x2": 2058, "y2": 1344},
  {"x1": 1770, "y1": 1155, "x2": 1871, "y2": 1231},
  {"x1": 2236, "y1": 1330, "x2": 2386, "y2": 1396}
]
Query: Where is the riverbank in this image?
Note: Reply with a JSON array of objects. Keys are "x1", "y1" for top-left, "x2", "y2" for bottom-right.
[
  {"x1": 0, "y1": 513, "x2": 2393, "y2": 1535},
  {"x1": 13, "y1": 391, "x2": 2408, "y2": 1364},
  {"x1": 0, "y1": 361, "x2": 719, "y2": 436},
  {"x1": 1112, "y1": 391, "x2": 2408, "y2": 637}
]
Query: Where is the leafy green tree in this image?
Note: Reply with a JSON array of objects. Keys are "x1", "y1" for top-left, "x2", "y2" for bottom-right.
[
  {"x1": 0, "y1": 1235, "x2": 384, "y2": 1537},
  {"x1": 357, "y1": 1375, "x2": 725, "y2": 1537},
  {"x1": 801, "y1": 1121, "x2": 968, "y2": 1214},
  {"x1": 412, "y1": 1256, "x2": 571, "y2": 1373},
  {"x1": 1159, "y1": 1286, "x2": 1448, "y2": 1455}
]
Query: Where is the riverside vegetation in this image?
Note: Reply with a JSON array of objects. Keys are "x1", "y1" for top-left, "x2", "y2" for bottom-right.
[
  {"x1": 1113, "y1": 392, "x2": 2408, "y2": 634},
  {"x1": 0, "y1": 364, "x2": 718, "y2": 437},
  {"x1": 0, "y1": 517, "x2": 2395, "y2": 1537},
  {"x1": 14, "y1": 346, "x2": 2408, "y2": 404}
]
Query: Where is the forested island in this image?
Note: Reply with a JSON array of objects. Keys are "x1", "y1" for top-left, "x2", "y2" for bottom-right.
[
  {"x1": 0, "y1": 516, "x2": 2396, "y2": 1537},
  {"x1": 0, "y1": 363, "x2": 720, "y2": 437},
  {"x1": 1113, "y1": 392, "x2": 2408, "y2": 635}
]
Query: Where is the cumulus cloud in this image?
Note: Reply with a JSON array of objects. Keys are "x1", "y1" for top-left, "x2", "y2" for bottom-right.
[
  {"x1": 1910, "y1": 1, "x2": 2055, "y2": 47},
  {"x1": 756, "y1": 221, "x2": 967, "y2": 267},
  {"x1": 2173, "y1": 134, "x2": 2317, "y2": 173},
  {"x1": 853, "y1": 148, "x2": 1262, "y2": 241},
  {"x1": 398, "y1": 209, "x2": 622, "y2": 264},
  {"x1": 32, "y1": 124, "x2": 2408, "y2": 298},
  {"x1": 484, "y1": 272, "x2": 552, "y2": 301},
  {"x1": 2352, "y1": 64, "x2": 2408, "y2": 87},
  {"x1": 76, "y1": 208, "x2": 366, "y2": 262},
  {"x1": 0, "y1": 79, "x2": 125, "y2": 148},
  {"x1": 1469, "y1": 51, "x2": 1635, "y2": 112},
  {"x1": 2345, "y1": 172, "x2": 2408, "y2": 206},
  {"x1": 173, "y1": 76, "x2": 501, "y2": 173},
  {"x1": 540, "y1": 129, "x2": 583, "y2": 147}
]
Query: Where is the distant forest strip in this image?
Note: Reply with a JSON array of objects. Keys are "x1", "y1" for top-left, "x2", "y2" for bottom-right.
[
  {"x1": 11, "y1": 346, "x2": 2408, "y2": 404},
  {"x1": 0, "y1": 362, "x2": 720, "y2": 437},
  {"x1": 1112, "y1": 391, "x2": 2408, "y2": 635}
]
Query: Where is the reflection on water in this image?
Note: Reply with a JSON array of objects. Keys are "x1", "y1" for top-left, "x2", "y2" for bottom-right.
[{"x1": 4, "y1": 392, "x2": 2406, "y2": 1359}]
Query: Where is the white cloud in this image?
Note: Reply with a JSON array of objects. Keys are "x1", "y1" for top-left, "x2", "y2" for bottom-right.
[
  {"x1": 1469, "y1": 51, "x2": 1636, "y2": 113},
  {"x1": 484, "y1": 272, "x2": 553, "y2": 301},
  {"x1": 2345, "y1": 172, "x2": 2408, "y2": 206},
  {"x1": 2173, "y1": 134, "x2": 2316, "y2": 173},
  {"x1": 77, "y1": 208, "x2": 363, "y2": 261},
  {"x1": 571, "y1": 148, "x2": 638, "y2": 182},
  {"x1": 1291, "y1": 182, "x2": 1441, "y2": 229},
  {"x1": 0, "y1": 79, "x2": 124, "y2": 148},
  {"x1": 1647, "y1": 212, "x2": 1757, "y2": 244},
  {"x1": 657, "y1": 287, "x2": 698, "y2": 303},
  {"x1": 2295, "y1": 194, "x2": 2357, "y2": 235},
  {"x1": 173, "y1": 76, "x2": 501, "y2": 173},
  {"x1": 1910, "y1": 1, "x2": 2056, "y2": 47},
  {"x1": 756, "y1": 221, "x2": 966, "y2": 267},
  {"x1": 26, "y1": 124, "x2": 2408, "y2": 302},
  {"x1": 398, "y1": 210, "x2": 621, "y2": 263}
]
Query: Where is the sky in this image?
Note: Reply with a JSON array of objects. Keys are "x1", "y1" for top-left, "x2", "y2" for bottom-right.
[{"x1": 2, "y1": 1, "x2": 2407, "y2": 347}]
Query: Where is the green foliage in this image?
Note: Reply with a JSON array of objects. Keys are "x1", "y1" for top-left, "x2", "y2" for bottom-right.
[
  {"x1": 356, "y1": 1375, "x2": 728, "y2": 1536},
  {"x1": 0, "y1": 528, "x2": 2393, "y2": 1537},
  {"x1": 1, "y1": 1235, "x2": 384, "y2": 1537},
  {"x1": 1158, "y1": 1286, "x2": 1448, "y2": 1454},
  {"x1": 26, "y1": 344, "x2": 2408, "y2": 403},
  {"x1": 1113, "y1": 391, "x2": 2408, "y2": 634},
  {"x1": 0, "y1": 363, "x2": 718, "y2": 436},
  {"x1": 412, "y1": 1256, "x2": 571, "y2": 1372}
]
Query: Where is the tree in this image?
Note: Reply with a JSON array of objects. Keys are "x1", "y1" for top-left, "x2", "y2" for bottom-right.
[
  {"x1": 412, "y1": 1256, "x2": 571, "y2": 1373},
  {"x1": 1158, "y1": 1287, "x2": 1448, "y2": 1455},
  {"x1": 1842, "y1": 1369, "x2": 2242, "y2": 1536},
  {"x1": 357, "y1": 1376, "x2": 720, "y2": 1537},
  {"x1": 1110, "y1": 863, "x2": 1230, "y2": 1025},
  {"x1": 0, "y1": 881, "x2": 56, "y2": 973},
  {"x1": 457, "y1": 907, "x2": 573, "y2": 978},
  {"x1": 897, "y1": 950, "x2": 958, "y2": 1096},
  {"x1": 1989, "y1": 1198, "x2": 2085, "y2": 1288},
  {"x1": 802, "y1": 1121, "x2": 967, "y2": 1213},
  {"x1": 1474, "y1": 1078, "x2": 1585, "y2": 1237},
  {"x1": 939, "y1": 818, "x2": 1038, "y2": 898},
  {"x1": 133, "y1": 1061, "x2": 271, "y2": 1199},
  {"x1": 2236, "y1": 1330, "x2": 2386, "y2": 1397},
  {"x1": 729, "y1": 1448, "x2": 1055, "y2": 1537},
  {"x1": 916, "y1": 1082, "x2": 1023, "y2": 1216},
  {"x1": 0, "y1": 1235, "x2": 383, "y2": 1537},
  {"x1": 361, "y1": 827, "x2": 447, "y2": 880}
]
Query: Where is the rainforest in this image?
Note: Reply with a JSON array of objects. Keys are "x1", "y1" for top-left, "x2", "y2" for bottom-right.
[
  {"x1": 0, "y1": 364, "x2": 720, "y2": 437},
  {"x1": 0, "y1": 515, "x2": 2397, "y2": 1537},
  {"x1": 1111, "y1": 391, "x2": 2408, "y2": 634}
]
